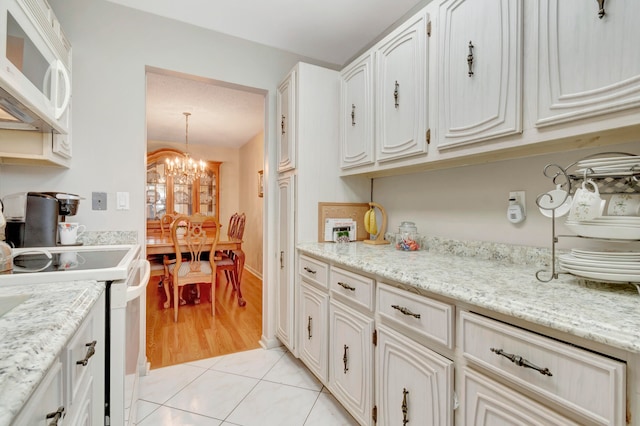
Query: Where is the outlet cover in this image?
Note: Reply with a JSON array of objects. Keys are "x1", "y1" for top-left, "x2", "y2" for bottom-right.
[{"x1": 92, "y1": 192, "x2": 107, "y2": 210}]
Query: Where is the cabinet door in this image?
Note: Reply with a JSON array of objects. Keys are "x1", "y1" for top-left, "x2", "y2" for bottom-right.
[
  {"x1": 329, "y1": 299, "x2": 374, "y2": 426},
  {"x1": 277, "y1": 69, "x2": 296, "y2": 172},
  {"x1": 376, "y1": 325, "x2": 454, "y2": 426},
  {"x1": 13, "y1": 361, "x2": 65, "y2": 425},
  {"x1": 341, "y1": 52, "x2": 374, "y2": 169},
  {"x1": 462, "y1": 368, "x2": 580, "y2": 425},
  {"x1": 376, "y1": 9, "x2": 430, "y2": 162},
  {"x1": 536, "y1": 0, "x2": 640, "y2": 127},
  {"x1": 276, "y1": 175, "x2": 295, "y2": 350},
  {"x1": 299, "y1": 281, "x2": 329, "y2": 382},
  {"x1": 437, "y1": 0, "x2": 523, "y2": 149}
]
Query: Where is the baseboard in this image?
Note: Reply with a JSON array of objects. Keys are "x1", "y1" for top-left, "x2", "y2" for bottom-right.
[{"x1": 243, "y1": 265, "x2": 262, "y2": 280}]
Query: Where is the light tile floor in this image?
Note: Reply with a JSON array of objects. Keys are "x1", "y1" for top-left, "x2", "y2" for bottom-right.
[{"x1": 135, "y1": 347, "x2": 359, "y2": 425}]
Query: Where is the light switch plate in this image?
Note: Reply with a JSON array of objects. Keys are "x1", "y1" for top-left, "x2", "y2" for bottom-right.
[
  {"x1": 92, "y1": 192, "x2": 107, "y2": 210},
  {"x1": 116, "y1": 192, "x2": 130, "y2": 210}
]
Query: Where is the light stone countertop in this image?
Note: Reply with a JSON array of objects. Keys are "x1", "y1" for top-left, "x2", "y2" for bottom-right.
[
  {"x1": 297, "y1": 242, "x2": 640, "y2": 354},
  {"x1": 0, "y1": 281, "x2": 105, "y2": 426}
]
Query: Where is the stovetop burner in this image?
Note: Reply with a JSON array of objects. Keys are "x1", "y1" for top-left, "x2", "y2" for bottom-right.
[{"x1": 12, "y1": 250, "x2": 130, "y2": 273}]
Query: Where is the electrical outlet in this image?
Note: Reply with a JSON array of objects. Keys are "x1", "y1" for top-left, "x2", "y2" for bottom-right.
[
  {"x1": 92, "y1": 192, "x2": 107, "y2": 210},
  {"x1": 509, "y1": 191, "x2": 526, "y2": 210}
]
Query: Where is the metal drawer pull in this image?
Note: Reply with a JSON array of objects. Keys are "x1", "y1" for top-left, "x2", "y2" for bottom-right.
[
  {"x1": 467, "y1": 41, "x2": 475, "y2": 76},
  {"x1": 307, "y1": 315, "x2": 312, "y2": 339},
  {"x1": 337, "y1": 281, "x2": 356, "y2": 291},
  {"x1": 597, "y1": 0, "x2": 606, "y2": 18},
  {"x1": 303, "y1": 266, "x2": 316, "y2": 274},
  {"x1": 490, "y1": 348, "x2": 553, "y2": 376},
  {"x1": 343, "y1": 344, "x2": 349, "y2": 373},
  {"x1": 391, "y1": 304, "x2": 421, "y2": 319},
  {"x1": 281, "y1": 115, "x2": 286, "y2": 135},
  {"x1": 46, "y1": 406, "x2": 65, "y2": 425},
  {"x1": 402, "y1": 388, "x2": 409, "y2": 425},
  {"x1": 351, "y1": 104, "x2": 356, "y2": 126},
  {"x1": 394, "y1": 81, "x2": 400, "y2": 108},
  {"x1": 280, "y1": 251, "x2": 284, "y2": 269},
  {"x1": 76, "y1": 340, "x2": 97, "y2": 366}
]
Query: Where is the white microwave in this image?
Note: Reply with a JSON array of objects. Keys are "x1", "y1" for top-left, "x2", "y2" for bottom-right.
[{"x1": 0, "y1": 0, "x2": 71, "y2": 135}]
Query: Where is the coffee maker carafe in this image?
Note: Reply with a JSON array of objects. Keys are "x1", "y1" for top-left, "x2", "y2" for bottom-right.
[{"x1": 3, "y1": 192, "x2": 81, "y2": 247}]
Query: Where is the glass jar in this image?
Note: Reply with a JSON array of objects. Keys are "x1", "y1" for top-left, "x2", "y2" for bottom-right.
[{"x1": 395, "y1": 221, "x2": 422, "y2": 251}]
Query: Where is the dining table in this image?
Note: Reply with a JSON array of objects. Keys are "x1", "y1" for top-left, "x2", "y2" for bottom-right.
[{"x1": 145, "y1": 235, "x2": 246, "y2": 307}]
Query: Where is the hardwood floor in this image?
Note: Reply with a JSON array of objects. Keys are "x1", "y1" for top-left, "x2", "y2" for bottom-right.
[{"x1": 145, "y1": 269, "x2": 263, "y2": 369}]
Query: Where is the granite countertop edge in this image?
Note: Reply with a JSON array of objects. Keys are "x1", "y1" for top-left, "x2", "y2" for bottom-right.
[
  {"x1": 0, "y1": 281, "x2": 105, "y2": 426},
  {"x1": 297, "y1": 242, "x2": 640, "y2": 355}
]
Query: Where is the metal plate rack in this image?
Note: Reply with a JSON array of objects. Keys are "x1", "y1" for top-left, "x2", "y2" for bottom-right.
[{"x1": 535, "y1": 152, "x2": 640, "y2": 294}]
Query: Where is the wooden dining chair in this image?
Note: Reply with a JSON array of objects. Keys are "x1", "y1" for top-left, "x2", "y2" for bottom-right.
[
  {"x1": 148, "y1": 213, "x2": 177, "y2": 286},
  {"x1": 166, "y1": 213, "x2": 220, "y2": 322},
  {"x1": 215, "y1": 212, "x2": 246, "y2": 306}
]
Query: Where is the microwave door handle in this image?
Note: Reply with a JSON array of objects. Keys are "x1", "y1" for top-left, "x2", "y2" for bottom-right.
[
  {"x1": 126, "y1": 259, "x2": 150, "y2": 302},
  {"x1": 52, "y1": 60, "x2": 71, "y2": 120}
]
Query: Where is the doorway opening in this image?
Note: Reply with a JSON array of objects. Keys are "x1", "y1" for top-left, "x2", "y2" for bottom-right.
[{"x1": 144, "y1": 66, "x2": 266, "y2": 369}]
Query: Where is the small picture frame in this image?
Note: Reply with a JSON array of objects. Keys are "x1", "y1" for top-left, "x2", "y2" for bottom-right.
[{"x1": 258, "y1": 170, "x2": 264, "y2": 198}]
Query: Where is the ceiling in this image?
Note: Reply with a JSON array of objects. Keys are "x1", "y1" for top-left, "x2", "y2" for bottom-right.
[{"x1": 119, "y1": 0, "x2": 427, "y2": 148}]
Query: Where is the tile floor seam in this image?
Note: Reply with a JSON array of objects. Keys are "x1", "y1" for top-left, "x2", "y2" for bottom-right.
[
  {"x1": 302, "y1": 388, "x2": 324, "y2": 426},
  {"x1": 219, "y1": 375, "x2": 264, "y2": 424}
]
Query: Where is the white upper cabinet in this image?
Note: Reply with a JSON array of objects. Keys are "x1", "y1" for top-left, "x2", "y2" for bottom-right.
[
  {"x1": 437, "y1": 0, "x2": 523, "y2": 149},
  {"x1": 340, "y1": 52, "x2": 374, "y2": 169},
  {"x1": 536, "y1": 0, "x2": 640, "y2": 127},
  {"x1": 375, "y1": 8, "x2": 430, "y2": 162},
  {"x1": 277, "y1": 69, "x2": 296, "y2": 172}
]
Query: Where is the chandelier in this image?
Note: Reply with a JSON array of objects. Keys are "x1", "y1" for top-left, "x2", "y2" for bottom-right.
[{"x1": 165, "y1": 112, "x2": 207, "y2": 184}]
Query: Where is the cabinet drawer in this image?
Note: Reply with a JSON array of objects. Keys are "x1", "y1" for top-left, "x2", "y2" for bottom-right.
[
  {"x1": 330, "y1": 266, "x2": 374, "y2": 312},
  {"x1": 377, "y1": 282, "x2": 454, "y2": 349},
  {"x1": 299, "y1": 254, "x2": 329, "y2": 289},
  {"x1": 460, "y1": 311, "x2": 626, "y2": 425},
  {"x1": 65, "y1": 312, "x2": 97, "y2": 407}
]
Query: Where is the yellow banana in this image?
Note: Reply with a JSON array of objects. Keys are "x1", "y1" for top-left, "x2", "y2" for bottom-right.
[
  {"x1": 364, "y1": 209, "x2": 371, "y2": 234},
  {"x1": 369, "y1": 208, "x2": 378, "y2": 235}
]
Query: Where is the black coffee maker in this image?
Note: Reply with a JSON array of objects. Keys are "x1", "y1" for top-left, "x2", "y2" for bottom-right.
[{"x1": 3, "y1": 192, "x2": 81, "y2": 247}]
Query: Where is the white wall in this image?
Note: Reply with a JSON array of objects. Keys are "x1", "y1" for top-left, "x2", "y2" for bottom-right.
[
  {"x1": 0, "y1": 0, "x2": 312, "y2": 242},
  {"x1": 239, "y1": 132, "x2": 265, "y2": 277},
  {"x1": 375, "y1": 140, "x2": 640, "y2": 251}
]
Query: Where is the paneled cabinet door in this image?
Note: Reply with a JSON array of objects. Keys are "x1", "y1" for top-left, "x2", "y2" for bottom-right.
[
  {"x1": 299, "y1": 281, "x2": 329, "y2": 382},
  {"x1": 341, "y1": 52, "x2": 374, "y2": 169},
  {"x1": 437, "y1": 0, "x2": 523, "y2": 149},
  {"x1": 277, "y1": 69, "x2": 296, "y2": 172},
  {"x1": 329, "y1": 299, "x2": 374, "y2": 426},
  {"x1": 376, "y1": 325, "x2": 454, "y2": 426},
  {"x1": 462, "y1": 368, "x2": 579, "y2": 425},
  {"x1": 536, "y1": 0, "x2": 640, "y2": 127},
  {"x1": 276, "y1": 175, "x2": 295, "y2": 351},
  {"x1": 375, "y1": 8, "x2": 430, "y2": 162}
]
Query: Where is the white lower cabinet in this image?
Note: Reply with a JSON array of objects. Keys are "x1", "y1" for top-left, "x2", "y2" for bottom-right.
[
  {"x1": 328, "y1": 298, "x2": 374, "y2": 426},
  {"x1": 462, "y1": 368, "x2": 579, "y2": 425},
  {"x1": 376, "y1": 324, "x2": 454, "y2": 426},
  {"x1": 12, "y1": 290, "x2": 105, "y2": 425},
  {"x1": 460, "y1": 311, "x2": 626, "y2": 425},
  {"x1": 299, "y1": 280, "x2": 329, "y2": 382}
]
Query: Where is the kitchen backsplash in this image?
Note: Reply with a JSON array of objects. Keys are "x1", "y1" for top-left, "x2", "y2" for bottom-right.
[
  {"x1": 78, "y1": 231, "x2": 137, "y2": 246},
  {"x1": 384, "y1": 232, "x2": 554, "y2": 267}
]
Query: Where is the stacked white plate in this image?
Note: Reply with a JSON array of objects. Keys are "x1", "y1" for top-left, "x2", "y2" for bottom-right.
[
  {"x1": 575, "y1": 155, "x2": 640, "y2": 174},
  {"x1": 559, "y1": 249, "x2": 640, "y2": 282},
  {"x1": 565, "y1": 216, "x2": 640, "y2": 239}
]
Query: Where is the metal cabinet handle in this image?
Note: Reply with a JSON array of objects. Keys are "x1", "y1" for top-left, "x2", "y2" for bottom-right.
[
  {"x1": 351, "y1": 104, "x2": 356, "y2": 126},
  {"x1": 46, "y1": 406, "x2": 65, "y2": 425},
  {"x1": 303, "y1": 266, "x2": 316, "y2": 274},
  {"x1": 337, "y1": 281, "x2": 356, "y2": 291},
  {"x1": 307, "y1": 315, "x2": 312, "y2": 339},
  {"x1": 343, "y1": 344, "x2": 349, "y2": 373},
  {"x1": 281, "y1": 115, "x2": 286, "y2": 135},
  {"x1": 402, "y1": 388, "x2": 409, "y2": 425},
  {"x1": 280, "y1": 251, "x2": 284, "y2": 269},
  {"x1": 597, "y1": 0, "x2": 606, "y2": 18},
  {"x1": 490, "y1": 348, "x2": 553, "y2": 376},
  {"x1": 467, "y1": 41, "x2": 475, "y2": 76},
  {"x1": 76, "y1": 340, "x2": 97, "y2": 366},
  {"x1": 391, "y1": 304, "x2": 421, "y2": 319},
  {"x1": 394, "y1": 81, "x2": 400, "y2": 108}
]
